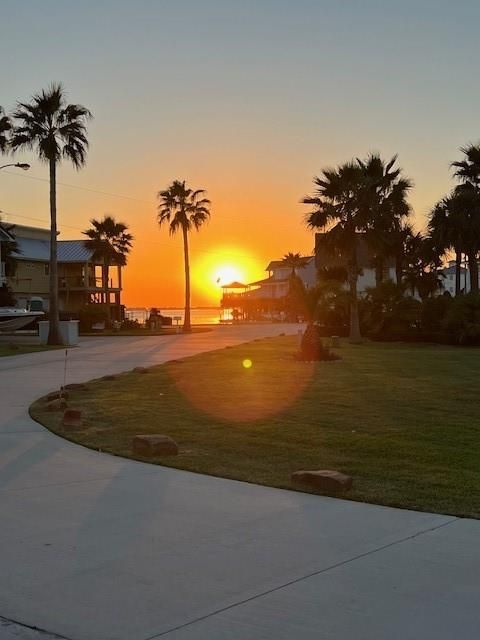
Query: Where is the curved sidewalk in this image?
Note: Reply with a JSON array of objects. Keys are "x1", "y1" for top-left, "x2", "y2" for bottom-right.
[{"x1": 0, "y1": 325, "x2": 478, "y2": 640}]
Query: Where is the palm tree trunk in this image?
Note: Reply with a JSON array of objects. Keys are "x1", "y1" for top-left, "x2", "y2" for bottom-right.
[
  {"x1": 395, "y1": 254, "x2": 403, "y2": 286},
  {"x1": 468, "y1": 252, "x2": 479, "y2": 293},
  {"x1": 47, "y1": 158, "x2": 62, "y2": 345},
  {"x1": 348, "y1": 262, "x2": 362, "y2": 343},
  {"x1": 103, "y1": 257, "x2": 109, "y2": 319},
  {"x1": 375, "y1": 259, "x2": 384, "y2": 287},
  {"x1": 182, "y1": 225, "x2": 191, "y2": 333},
  {"x1": 455, "y1": 250, "x2": 462, "y2": 296}
]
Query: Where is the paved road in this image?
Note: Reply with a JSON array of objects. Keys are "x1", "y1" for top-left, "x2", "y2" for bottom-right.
[{"x1": 0, "y1": 325, "x2": 478, "y2": 640}]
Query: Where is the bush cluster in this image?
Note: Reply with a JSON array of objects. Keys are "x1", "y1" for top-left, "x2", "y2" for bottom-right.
[{"x1": 360, "y1": 284, "x2": 480, "y2": 345}]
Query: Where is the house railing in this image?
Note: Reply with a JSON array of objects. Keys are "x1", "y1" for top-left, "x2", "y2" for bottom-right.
[{"x1": 58, "y1": 276, "x2": 119, "y2": 290}]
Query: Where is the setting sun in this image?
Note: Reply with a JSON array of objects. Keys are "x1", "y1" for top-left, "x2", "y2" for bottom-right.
[
  {"x1": 214, "y1": 265, "x2": 244, "y2": 286},
  {"x1": 192, "y1": 246, "x2": 265, "y2": 304}
]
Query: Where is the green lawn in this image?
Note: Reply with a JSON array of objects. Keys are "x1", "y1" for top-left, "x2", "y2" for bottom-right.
[
  {"x1": 0, "y1": 343, "x2": 60, "y2": 357},
  {"x1": 30, "y1": 336, "x2": 480, "y2": 518}
]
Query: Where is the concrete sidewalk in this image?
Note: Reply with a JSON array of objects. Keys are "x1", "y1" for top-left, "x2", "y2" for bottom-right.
[{"x1": 0, "y1": 325, "x2": 478, "y2": 640}]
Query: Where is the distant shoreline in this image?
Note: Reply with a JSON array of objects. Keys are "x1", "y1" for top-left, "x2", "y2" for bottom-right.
[{"x1": 126, "y1": 306, "x2": 220, "y2": 310}]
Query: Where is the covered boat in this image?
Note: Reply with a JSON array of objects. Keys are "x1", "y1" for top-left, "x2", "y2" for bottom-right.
[{"x1": 0, "y1": 308, "x2": 44, "y2": 332}]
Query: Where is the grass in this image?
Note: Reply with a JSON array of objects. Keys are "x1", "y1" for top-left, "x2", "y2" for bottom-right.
[
  {"x1": 30, "y1": 336, "x2": 480, "y2": 518},
  {"x1": 0, "y1": 343, "x2": 61, "y2": 357}
]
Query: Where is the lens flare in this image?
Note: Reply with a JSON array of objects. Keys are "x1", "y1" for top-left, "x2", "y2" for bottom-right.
[{"x1": 168, "y1": 355, "x2": 314, "y2": 423}]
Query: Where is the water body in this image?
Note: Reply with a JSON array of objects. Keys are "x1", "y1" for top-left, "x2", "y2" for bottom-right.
[{"x1": 126, "y1": 307, "x2": 231, "y2": 325}]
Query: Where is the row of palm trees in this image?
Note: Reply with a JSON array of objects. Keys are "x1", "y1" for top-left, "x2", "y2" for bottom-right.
[
  {"x1": 429, "y1": 145, "x2": 480, "y2": 295},
  {"x1": 302, "y1": 147, "x2": 480, "y2": 342},
  {"x1": 1, "y1": 83, "x2": 211, "y2": 342}
]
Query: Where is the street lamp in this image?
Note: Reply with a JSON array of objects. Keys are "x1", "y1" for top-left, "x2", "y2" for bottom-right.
[{"x1": 0, "y1": 162, "x2": 30, "y2": 171}]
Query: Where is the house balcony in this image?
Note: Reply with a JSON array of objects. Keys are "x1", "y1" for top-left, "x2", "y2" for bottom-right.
[
  {"x1": 221, "y1": 292, "x2": 246, "y2": 306},
  {"x1": 58, "y1": 276, "x2": 121, "y2": 292}
]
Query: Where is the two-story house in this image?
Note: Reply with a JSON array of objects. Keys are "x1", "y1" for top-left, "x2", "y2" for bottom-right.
[
  {"x1": 5, "y1": 224, "x2": 124, "y2": 320},
  {"x1": 220, "y1": 255, "x2": 317, "y2": 321},
  {"x1": 246, "y1": 256, "x2": 317, "y2": 300},
  {"x1": 0, "y1": 225, "x2": 16, "y2": 287}
]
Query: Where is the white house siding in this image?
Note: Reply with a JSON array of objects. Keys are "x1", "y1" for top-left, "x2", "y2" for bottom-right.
[{"x1": 357, "y1": 266, "x2": 397, "y2": 293}]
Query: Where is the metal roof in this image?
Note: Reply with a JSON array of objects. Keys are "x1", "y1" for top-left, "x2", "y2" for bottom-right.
[
  {"x1": 13, "y1": 238, "x2": 94, "y2": 263},
  {"x1": 266, "y1": 256, "x2": 313, "y2": 271},
  {"x1": 220, "y1": 281, "x2": 247, "y2": 289},
  {"x1": 0, "y1": 227, "x2": 15, "y2": 242},
  {"x1": 248, "y1": 276, "x2": 289, "y2": 287}
]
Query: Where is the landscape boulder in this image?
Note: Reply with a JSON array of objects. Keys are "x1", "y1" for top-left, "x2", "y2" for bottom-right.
[
  {"x1": 62, "y1": 408, "x2": 83, "y2": 430},
  {"x1": 291, "y1": 469, "x2": 352, "y2": 492},
  {"x1": 132, "y1": 434, "x2": 178, "y2": 457}
]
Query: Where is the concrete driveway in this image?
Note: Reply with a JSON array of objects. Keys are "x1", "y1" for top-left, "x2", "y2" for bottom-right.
[{"x1": 0, "y1": 325, "x2": 478, "y2": 640}]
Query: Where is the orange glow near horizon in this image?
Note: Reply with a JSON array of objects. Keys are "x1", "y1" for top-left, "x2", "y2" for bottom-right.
[{"x1": 191, "y1": 246, "x2": 265, "y2": 305}]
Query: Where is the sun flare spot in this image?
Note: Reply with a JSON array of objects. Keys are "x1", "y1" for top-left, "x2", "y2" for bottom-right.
[{"x1": 242, "y1": 358, "x2": 253, "y2": 369}]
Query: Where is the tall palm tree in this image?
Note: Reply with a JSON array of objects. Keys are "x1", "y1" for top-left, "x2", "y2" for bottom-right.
[
  {"x1": 157, "y1": 180, "x2": 211, "y2": 333},
  {"x1": 303, "y1": 154, "x2": 411, "y2": 341},
  {"x1": 402, "y1": 233, "x2": 444, "y2": 300},
  {"x1": 282, "y1": 252, "x2": 306, "y2": 276},
  {"x1": 83, "y1": 216, "x2": 133, "y2": 317},
  {"x1": 10, "y1": 84, "x2": 91, "y2": 344},
  {"x1": 452, "y1": 144, "x2": 480, "y2": 188},
  {"x1": 429, "y1": 194, "x2": 464, "y2": 295},
  {"x1": 303, "y1": 161, "x2": 365, "y2": 342},
  {"x1": 451, "y1": 144, "x2": 480, "y2": 292},
  {"x1": 358, "y1": 154, "x2": 412, "y2": 287},
  {"x1": 0, "y1": 107, "x2": 12, "y2": 154}
]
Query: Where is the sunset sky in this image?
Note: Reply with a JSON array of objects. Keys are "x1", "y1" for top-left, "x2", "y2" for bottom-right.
[{"x1": 2, "y1": 0, "x2": 480, "y2": 307}]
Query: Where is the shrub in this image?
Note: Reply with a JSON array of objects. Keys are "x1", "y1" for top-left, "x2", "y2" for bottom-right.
[
  {"x1": 443, "y1": 293, "x2": 480, "y2": 345},
  {"x1": 361, "y1": 282, "x2": 421, "y2": 341},
  {"x1": 421, "y1": 295, "x2": 451, "y2": 333},
  {"x1": 78, "y1": 304, "x2": 109, "y2": 331},
  {"x1": 121, "y1": 318, "x2": 141, "y2": 330}
]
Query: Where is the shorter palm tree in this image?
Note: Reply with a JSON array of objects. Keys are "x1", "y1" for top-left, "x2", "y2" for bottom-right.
[
  {"x1": 157, "y1": 180, "x2": 211, "y2": 333},
  {"x1": 429, "y1": 194, "x2": 464, "y2": 295},
  {"x1": 282, "y1": 252, "x2": 306, "y2": 276},
  {"x1": 83, "y1": 216, "x2": 133, "y2": 317}
]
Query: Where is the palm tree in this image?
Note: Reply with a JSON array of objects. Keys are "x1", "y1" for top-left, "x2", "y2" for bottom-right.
[
  {"x1": 10, "y1": 84, "x2": 91, "y2": 344},
  {"x1": 452, "y1": 144, "x2": 480, "y2": 188},
  {"x1": 358, "y1": 154, "x2": 412, "y2": 287},
  {"x1": 429, "y1": 194, "x2": 464, "y2": 295},
  {"x1": 402, "y1": 233, "x2": 443, "y2": 299},
  {"x1": 0, "y1": 107, "x2": 12, "y2": 154},
  {"x1": 303, "y1": 161, "x2": 365, "y2": 342},
  {"x1": 451, "y1": 144, "x2": 480, "y2": 292},
  {"x1": 157, "y1": 180, "x2": 211, "y2": 333},
  {"x1": 282, "y1": 252, "x2": 306, "y2": 276},
  {"x1": 83, "y1": 216, "x2": 133, "y2": 317}
]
